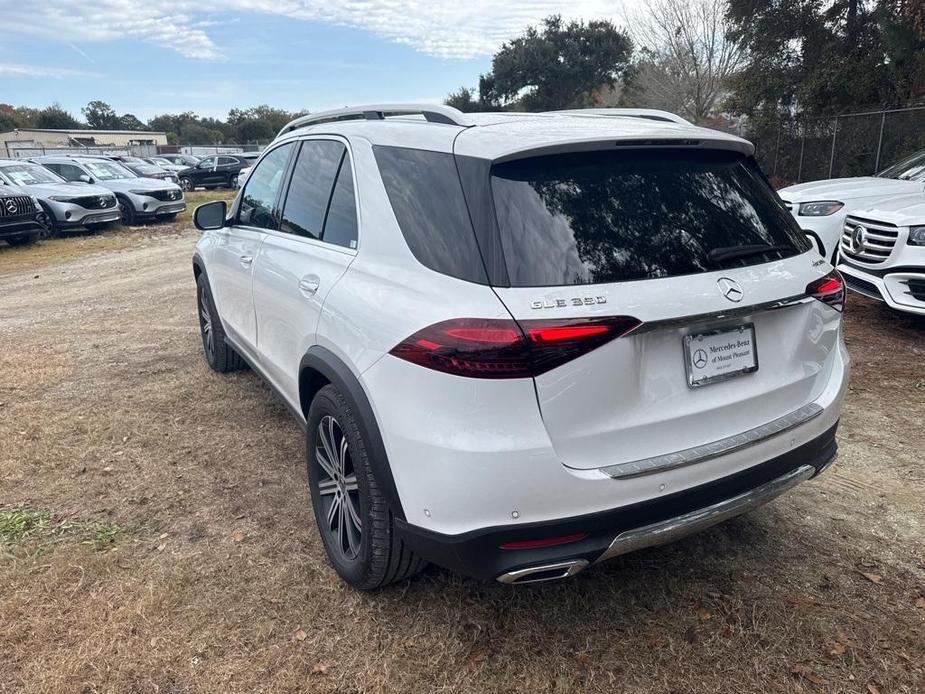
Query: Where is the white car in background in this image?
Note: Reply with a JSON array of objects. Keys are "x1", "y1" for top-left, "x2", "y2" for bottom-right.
[
  {"x1": 779, "y1": 149, "x2": 925, "y2": 263},
  {"x1": 838, "y1": 194, "x2": 925, "y2": 315}
]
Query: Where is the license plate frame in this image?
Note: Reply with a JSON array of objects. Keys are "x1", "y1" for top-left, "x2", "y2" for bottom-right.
[{"x1": 683, "y1": 323, "x2": 759, "y2": 388}]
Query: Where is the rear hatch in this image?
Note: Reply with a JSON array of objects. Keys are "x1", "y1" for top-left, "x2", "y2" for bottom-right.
[{"x1": 481, "y1": 147, "x2": 842, "y2": 470}]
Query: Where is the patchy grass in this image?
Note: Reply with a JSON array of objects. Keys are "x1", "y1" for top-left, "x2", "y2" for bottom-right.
[
  {"x1": 0, "y1": 506, "x2": 128, "y2": 556},
  {"x1": 0, "y1": 506, "x2": 50, "y2": 545}
]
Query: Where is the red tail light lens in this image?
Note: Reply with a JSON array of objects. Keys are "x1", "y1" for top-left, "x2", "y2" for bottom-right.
[
  {"x1": 806, "y1": 270, "x2": 845, "y2": 311},
  {"x1": 389, "y1": 316, "x2": 641, "y2": 379}
]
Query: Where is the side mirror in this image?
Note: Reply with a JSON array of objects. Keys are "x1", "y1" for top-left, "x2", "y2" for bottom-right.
[
  {"x1": 194, "y1": 200, "x2": 227, "y2": 231},
  {"x1": 79, "y1": 174, "x2": 93, "y2": 184}
]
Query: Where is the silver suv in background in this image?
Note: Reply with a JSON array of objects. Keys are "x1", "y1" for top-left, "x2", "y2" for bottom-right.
[
  {"x1": 0, "y1": 159, "x2": 119, "y2": 235},
  {"x1": 34, "y1": 156, "x2": 186, "y2": 225}
]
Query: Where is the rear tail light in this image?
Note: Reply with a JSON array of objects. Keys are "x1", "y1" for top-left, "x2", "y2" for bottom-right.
[
  {"x1": 389, "y1": 316, "x2": 641, "y2": 379},
  {"x1": 806, "y1": 270, "x2": 845, "y2": 311}
]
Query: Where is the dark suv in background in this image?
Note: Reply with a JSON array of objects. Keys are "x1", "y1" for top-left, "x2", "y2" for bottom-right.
[
  {"x1": 0, "y1": 185, "x2": 48, "y2": 246},
  {"x1": 178, "y1": 154, "x2": 255, "y2": 191}
]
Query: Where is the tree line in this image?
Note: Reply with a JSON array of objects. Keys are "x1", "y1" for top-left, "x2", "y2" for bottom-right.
[
  {"x1": 446, "y1": 1, "x2": 923, "y2": 124},
  {"x1": 0, "y1": 101, "x2": 307, "y2": 145}
]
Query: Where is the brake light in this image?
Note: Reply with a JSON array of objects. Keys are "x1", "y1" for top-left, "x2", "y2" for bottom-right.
[
  {"x1": 390, "y1": 316, "x2": 641, "y2": 379},
  {"x1": 806, "y1": 270, "x2": 845, "y2": 311}
]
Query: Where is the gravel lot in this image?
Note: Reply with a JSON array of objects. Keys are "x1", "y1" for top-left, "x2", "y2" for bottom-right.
[{"x1": 1, "y1": 219, "x2": 923, "y2": 693}]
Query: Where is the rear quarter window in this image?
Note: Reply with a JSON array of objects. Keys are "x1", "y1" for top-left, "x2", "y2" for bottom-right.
[{"x1": 374, "y1": 146, "x2": 488, "y2": 284}]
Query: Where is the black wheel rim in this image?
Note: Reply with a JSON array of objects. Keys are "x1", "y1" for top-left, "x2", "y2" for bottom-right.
[
  {"x1": 315, "y1": 415, "x2": 362, "y2": 560},
  {"x1": 119, "y1": 201, "x2": 130, "y2": 224},
  {"x1": 198, "y1": 285, "x2": 215, "y2": 361}
]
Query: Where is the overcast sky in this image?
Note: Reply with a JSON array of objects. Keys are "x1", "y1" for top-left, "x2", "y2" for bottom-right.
[{"x1": 0, "y1": 0, "x2": 638, "y2": 122}]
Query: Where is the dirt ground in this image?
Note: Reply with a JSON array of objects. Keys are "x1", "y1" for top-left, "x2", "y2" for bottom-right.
[{"x1": 1, "y1": 214, "x2": 923, "y2": 694}]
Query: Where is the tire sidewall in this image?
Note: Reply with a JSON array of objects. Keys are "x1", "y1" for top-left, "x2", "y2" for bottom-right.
[
  {"x1": 306, "y1": 387, "x2": 373, "y2": 585},
  {"x1": 196, "y1": 274, "x2": 220, "y2": 370}
]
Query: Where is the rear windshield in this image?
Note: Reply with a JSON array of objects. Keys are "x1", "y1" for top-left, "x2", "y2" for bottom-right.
[{"x1": 491, "y1": 149, "x2": 808, "y2": 287}]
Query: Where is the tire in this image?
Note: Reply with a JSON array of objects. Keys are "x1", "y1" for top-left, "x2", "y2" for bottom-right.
[
  {"x1": 180, "y1": 177, "x2": 193, "y2": 192},
  {"x1": 161, "y1": 213, "x2": 178, "y2": 222},
  {"x1": 117, "y1": 197, "x2": 136, "y2": 225},
  {"x1": 196, "y1": 273, "x2": 245, "y2": 373},
  {"x1": 306, "y1": 384, "x2": 425, "y2": 590},
  {"x1": 84, "y1": 223, "x2": 108, "y2": 233},
  {"x1": 5, "y1": 233, "x2": 39, "y2": 247},
  {"x1": 37, "y1": 204, "x2": 58, "y2": 238}
]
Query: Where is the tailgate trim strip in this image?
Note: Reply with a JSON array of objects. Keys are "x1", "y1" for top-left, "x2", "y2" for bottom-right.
[
  {"x1": 601, "y1": 403, "x2": 823, "y2": 479},
  {"x1": 633, "y1": 295, "x2": 810, "y2": 334}
]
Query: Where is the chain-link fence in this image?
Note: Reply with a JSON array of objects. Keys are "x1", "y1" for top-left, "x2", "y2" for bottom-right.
[{"x1": 757, "y1": 106, "x2": 925, "y2": 185}]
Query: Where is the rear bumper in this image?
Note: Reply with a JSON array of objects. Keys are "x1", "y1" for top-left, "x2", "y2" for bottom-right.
[
  {"x1": 395, "y1": 422, "x2": 838, "y2": 582},
  {"x1": 838, "y1": 261, "x2": 925, "y2": 315}
]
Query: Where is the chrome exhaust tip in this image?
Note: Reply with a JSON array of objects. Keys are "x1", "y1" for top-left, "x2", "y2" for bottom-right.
[{"x1": 496, "y1": 559, "x2": 589, "y2": 585}]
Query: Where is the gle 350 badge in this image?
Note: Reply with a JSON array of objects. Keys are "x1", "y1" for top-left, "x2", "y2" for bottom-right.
[{"x1": 531, "y1": 296, "x2": 607, "y2": 309}]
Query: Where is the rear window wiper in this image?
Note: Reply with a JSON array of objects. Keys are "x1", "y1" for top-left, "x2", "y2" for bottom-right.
[{"x1": 708, "y1": 244, "x2": 795, "y2": 265}]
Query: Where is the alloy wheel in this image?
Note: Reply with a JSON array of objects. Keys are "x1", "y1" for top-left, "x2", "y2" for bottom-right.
[{"x1": 315, "y1": 415, "x2": 362, "y2": 560}]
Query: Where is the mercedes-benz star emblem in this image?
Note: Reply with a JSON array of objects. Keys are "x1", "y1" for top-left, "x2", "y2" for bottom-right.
[
  {"x1": 98, "y1": 196, "x2": 107, "y2": 208},
  {"x1": 717, "y1": 277, "x2": 744, "y2": 303},
  {"x1": 693, "y1": 348, "x2": 708, "y2": 369},
  {"x1": 4, "y1": 198, "x2": 17, "y2": 214},
  {"x1": 851, "y1": 225, "x2": 866, "y2": 253}
]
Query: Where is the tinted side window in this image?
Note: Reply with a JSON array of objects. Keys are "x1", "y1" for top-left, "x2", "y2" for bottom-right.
[
  {"x1": 60, "y1": 163, "x2": 87, "y2": 181},
  {"x1": 280, "y1": 140, "x2": 344, "y2": 239},
  {"x1": 373, "y1": 146, "x2": 488, "y2": 284},
  {"x1": 238, "y1": 143, "x2": 294, "y2": 229},
  {"x1": 42, "y1": 163, "x2": 63, "y2": 177},
  {"x1": 199, "y1": 157, "x2": 215, "y2": 168},
  {"x1": 322, "y1": 156, "x2": 358, "y2": 249}
]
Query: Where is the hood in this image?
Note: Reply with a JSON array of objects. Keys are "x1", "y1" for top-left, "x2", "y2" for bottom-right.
[
  {"x1": 850, "y1": 193, "x2": 925, "y2": 226},
  {"x1": 98, "y1": 177, "x2": 181, "y2": 194},
  {"x1": 0, "y1": 183, "x2": 32, "y2": 198},
  {"x1": 779, "y1": 176, "x2": 923, "y2": 202},
  {"x1": 11, "y1": 181, "x2": 114, "y2": 198}
]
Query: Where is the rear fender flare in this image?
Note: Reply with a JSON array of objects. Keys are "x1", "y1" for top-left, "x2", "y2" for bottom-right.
[{"x1": 300, "y1": 346, "x2": 405, "y2": 520}]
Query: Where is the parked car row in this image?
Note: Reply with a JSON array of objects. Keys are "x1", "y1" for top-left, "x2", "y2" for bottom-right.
[
  {"x1": 780, "y1": 148, "x2": 925, "y2": 316},
  {"x1": 0, "y1": 155, "x2": 187, "y2": 243}
]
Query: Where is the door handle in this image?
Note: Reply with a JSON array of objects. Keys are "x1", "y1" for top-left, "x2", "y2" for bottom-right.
[
  {"x1": 298, "y1": 276, "x2": 320, "y2": 296},
  {"x1": 239, "y1": 254, "x2": 253, "y2": 267}
]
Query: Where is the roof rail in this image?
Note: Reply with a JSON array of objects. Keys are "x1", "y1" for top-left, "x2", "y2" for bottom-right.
[
  {"x1": 278, "y1": 104, "x2": 472, "y2": 137},
  {"x1": 549, "y1": 108, "x2": 693, "y2": 126}
]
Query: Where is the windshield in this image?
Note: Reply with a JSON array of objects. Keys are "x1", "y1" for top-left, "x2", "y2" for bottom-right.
[
  {"x1": 149, "y1": 158, "x2": 172, "y2": 166},
  {"x1": 0, "y1": 163, "x2": 64, "y2": 185},
  {"x1": 85, "y1": 161, "x2": 136, "y2": 180},
  {"x1": 133, "y1": 164, "x2": 167, "y2": 175},
  {"x1": 878, "y1": 149, "x2": 925, "y2": 181},
  {"x1": 490, "y1": 149, "x2": 809, "y2": 287}
]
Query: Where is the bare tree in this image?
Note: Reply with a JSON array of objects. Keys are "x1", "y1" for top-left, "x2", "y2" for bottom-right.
[{"x1": 624, "y1": 0, "x2": 744, "y2": 123}]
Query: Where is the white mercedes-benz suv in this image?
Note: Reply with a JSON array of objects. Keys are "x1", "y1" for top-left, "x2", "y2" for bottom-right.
[
  {"x1": 779, "y1": 148, "x2": 925, "y2": 264},
  {"x1": 191, "y1": 105, "x2": 849, "y2": 588},
  {"x1": 838, "y1": 193, "x2": 925, "y2": 315}
]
